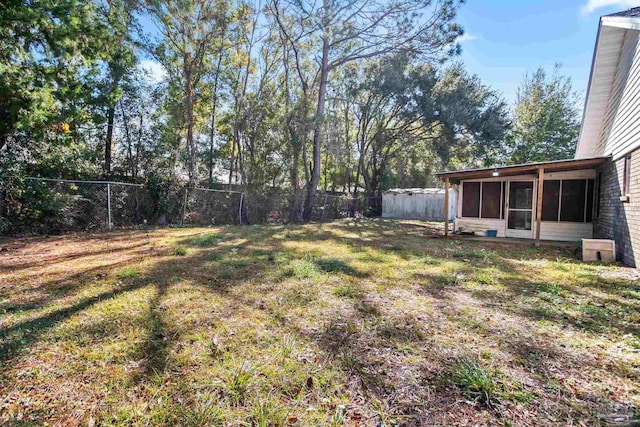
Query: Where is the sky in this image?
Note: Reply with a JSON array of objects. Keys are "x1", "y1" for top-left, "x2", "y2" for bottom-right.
[
  {"x1": 456, "y1": 0, "x2": 640, "y2": 105},
  {"x1": 138, "y1": 0, "x2": 640, "y2": 105}
]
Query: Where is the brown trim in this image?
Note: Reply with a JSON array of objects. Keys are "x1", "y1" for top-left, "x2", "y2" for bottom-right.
[
  {"x1": 437, "y1": 157, "x2": 609, "y2": 184},
  {"x1": 535, "y1": 168, "x2": 544, "y2": 246},
  {"x1": 444, "y1": 177, "x2": 450, "y2": 237}
]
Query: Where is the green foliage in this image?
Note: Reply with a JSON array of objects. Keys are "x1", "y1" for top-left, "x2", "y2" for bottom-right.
[{"x1": 507, "y1": 65, "x2": 580, "y2": 164}]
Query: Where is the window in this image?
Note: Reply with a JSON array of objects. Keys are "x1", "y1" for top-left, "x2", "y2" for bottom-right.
[
  {"x1": 481, "y1": 182, "x2": 502, "y2": 219},
  {"x1": 461, "y1": 181, "x2": 504, "y2": 219},
  {"x1": 623, "y1": 154, "x2": 631, "y2": 200},
  {"x1": 540, "y1": 178, "x2": 595, "y2": 223},
  {"x1": 462, "y1": 182, "x2": 480, "y2": 217},
  {"x1": 595, "y1": 172, "x2": 602, "y2": 217}
]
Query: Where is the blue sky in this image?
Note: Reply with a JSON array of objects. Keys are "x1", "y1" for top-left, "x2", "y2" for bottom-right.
[{"x1": 456, "y1": 0, "x2": 639, "y2": 105}]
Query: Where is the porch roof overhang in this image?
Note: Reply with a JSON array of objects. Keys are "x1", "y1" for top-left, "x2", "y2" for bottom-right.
[{"x1": 436, "y1": 156, "x2": 610, "y2": 184}]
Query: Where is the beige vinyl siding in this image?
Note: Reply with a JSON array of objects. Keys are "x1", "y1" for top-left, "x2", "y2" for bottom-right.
[
  {"x1": 455, "y1": 218, "x2": 506, "y2": 237},
  {"x1": 455, "y1": 219, "x2": 592, "y2": 241},
  {"x1": 597, "y1": 29, "x2": 640, "y2": 158},
  {"x1": 539, "y1": 222, "x2": 593, "y2": 241}
]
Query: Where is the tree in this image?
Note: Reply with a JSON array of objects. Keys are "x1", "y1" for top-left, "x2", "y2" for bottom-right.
[
  {"x1": 97, "y1": 0, "x2": 139, "y2": 178},
  {"x1": 0, "y1": 0, "x2": 109, "y2": 177},
  {"x1": 429, "y1": 64, "x2": 510, "y2": 169},
  {"x1": 146, "y1": 0, "x2": 230, "y2": 185},
  {"x1": 347, "y1": 58, "x2": 509, "y2": 198},
  {"x1": 271, "y1": 0, "x2": 463, "y2": 220},
  {"x1": 508, "y1": 65, "x2": 581, "y2": 164}
]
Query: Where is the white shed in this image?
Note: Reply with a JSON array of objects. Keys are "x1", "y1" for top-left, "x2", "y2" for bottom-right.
[{"x1": 382, "y1": 188, "x2": 456, "y2": 221}]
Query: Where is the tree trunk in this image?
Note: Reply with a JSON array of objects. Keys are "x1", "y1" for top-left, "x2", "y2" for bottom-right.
[
  {"x1": 185, "y1": 65, "x2": 197, "y2": 186},
  {"x1": 228, "y1": 138, "x2": 235, "y2": 191},
  {"x1": 104, "y1": 105, "x2": 115, "y2": 177},
  {"x1": 303, "y1": 35, "x2": 329, "y2": 220},
  {"x1": 208, "y1": 55, "x2": 222, "y2": 188},
  {"x1": 119, "y1": 100, "x2": 135, "y2": 178}
]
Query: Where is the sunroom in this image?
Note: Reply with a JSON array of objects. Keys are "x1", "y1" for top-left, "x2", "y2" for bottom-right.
[{"x1": 437, "y1": 157, "x2": 609, "y2": 245}]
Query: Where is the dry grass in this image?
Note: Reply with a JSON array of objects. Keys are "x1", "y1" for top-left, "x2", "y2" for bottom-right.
[{"x1": 0, "y1": 219, "x2": 638, "y2": 426}]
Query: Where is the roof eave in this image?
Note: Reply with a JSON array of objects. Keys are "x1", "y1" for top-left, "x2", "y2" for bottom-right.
[{"x1": 437, "y1": 156, "x2": 610, "y2": 183}]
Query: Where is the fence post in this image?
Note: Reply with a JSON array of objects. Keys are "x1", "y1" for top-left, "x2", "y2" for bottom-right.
[
  {"x1": 107, "y1": 182, "x2": 112, "y2": 230},
  {"x1": 321, "y1": 194, "x2": 328, "y2": 222},
  {"x1": 182, "y1": 188, "x2": 188, "y2": 225},
  {"x1": 238, "y1": 192, "x2": 244, "y2": 225}
]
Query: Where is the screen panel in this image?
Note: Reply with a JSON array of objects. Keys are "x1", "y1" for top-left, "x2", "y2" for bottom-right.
[
  {"x1": 560, "y1": 179, "x2": 586, "y2": 222},
  {"x1": 481, "y1": 182, "x2": 502, "y2": 219},
  {"x1": 462, "y1": 182, "x2": 480, "y2": 217}
]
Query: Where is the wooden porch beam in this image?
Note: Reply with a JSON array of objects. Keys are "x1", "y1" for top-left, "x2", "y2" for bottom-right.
[
  {"x1": 444, "y1": 177, "x2": 450, "y2": 238},
  {"x1": 535, "y1": 168, "x2": 544, "y2": 247}
]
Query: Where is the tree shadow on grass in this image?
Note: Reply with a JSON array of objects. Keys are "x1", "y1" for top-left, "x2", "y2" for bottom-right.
[
  {"x1": 1, "y1": 221, "x2": 638, "y2": 426},
  {"x1": 0, "y1": 280, "x2": 147, "y2": 362},
  {"x1": 313, "y1": 257, "x2": 369, "y2": 278}
]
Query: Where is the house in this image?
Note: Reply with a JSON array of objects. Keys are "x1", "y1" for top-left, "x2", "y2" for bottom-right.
[{"x1": 437, "y1": 8, "x2": 640, "y2": 267}]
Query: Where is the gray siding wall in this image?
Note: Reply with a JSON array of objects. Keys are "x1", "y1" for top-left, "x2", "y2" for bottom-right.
[{"x1": 593, "y1": 148, "x2": 640, "y2": 267}]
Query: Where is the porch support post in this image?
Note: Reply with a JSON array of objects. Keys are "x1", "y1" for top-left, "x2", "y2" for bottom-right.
[
  {"x1": 535, "y1": 168, "x2": 544, "y2": 246},
  {"x1": 444, "y1": 177, "x2": 450, "y2": 238}
]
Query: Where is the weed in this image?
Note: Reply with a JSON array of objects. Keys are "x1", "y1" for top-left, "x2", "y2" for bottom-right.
[
  {"x1": 421, "y1": 255, "x2": 440, "y2": 265},
  {"x1": 540, "y1": 283, "x2": 565, "y2": 296},
  {"x1": 475, "y1": 272, "x2": 495, "y2": 285},
  {"x1": 117, "y1": 267, "x2": 140, "y2": 279},
  {"x1": 180, "y1": 392, "x2": 224, "y2": 425},
  {"x1": 333, "y1": 283, "x2": 362, "y2": 298},
  {"x1": 282, "y1": 259, "x2": 321, "y2": 279},
  {"x1": 450, "y1": 358, "x2": 499, "y2": 407},
  {"x1": 205, "y1": 251, "x2": 223, "y2": 261},
  {"x1": 279, "y1": 334, "x2": 296, "y2": 360},
  {"x1": 433, "y1": 273, "x2": 461, "y2": 288},
  {"x1": 185, "y1": 233, "x2": 220, "y2": 247},
  {"x1": 248, "y1": 397, "x2": 289, "y2": 427},
  {"x1": 315, "y1": 258, "x2": 349, "y2": 273},
  {"x1": 172, "y1": 246, "x2": 188, "y2": 256},
  {"x1": 218, "y1": 267, "x2": 236, "y2": 280},
  {"x1": 227, "y1": 361, "x2": 256, "y2": 404},
  {"x1": 226, "y1": 259, "x2": 249, "y2": 268},
  {"x1": 330, "y1": 405, "x2": 347, "y2": 426},
  {"x1": 340, "y1": 352, "x2": 361, "y2": 373}
]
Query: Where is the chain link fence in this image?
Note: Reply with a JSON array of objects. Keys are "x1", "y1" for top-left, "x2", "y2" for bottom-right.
[{"x1": 0, "y1": 177, "x2": 381, "y2": 234}]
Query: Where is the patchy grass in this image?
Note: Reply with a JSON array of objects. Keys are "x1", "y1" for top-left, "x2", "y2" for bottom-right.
[
  {"x1": 171, "y1": 246, "x2": 188, "y2": 256},
  {"x1": 0, "y1": 219, "x2": 639, "y2": 426}
]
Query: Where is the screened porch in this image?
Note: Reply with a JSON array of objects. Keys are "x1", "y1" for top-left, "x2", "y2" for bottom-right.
[{"x1": 437, "y1": 157, "x2": 609, "y2": 245}]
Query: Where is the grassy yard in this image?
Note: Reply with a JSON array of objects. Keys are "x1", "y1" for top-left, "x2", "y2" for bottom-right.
[{"x1": 0, "y1": 220, "x2": 639, "y2": 426}]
